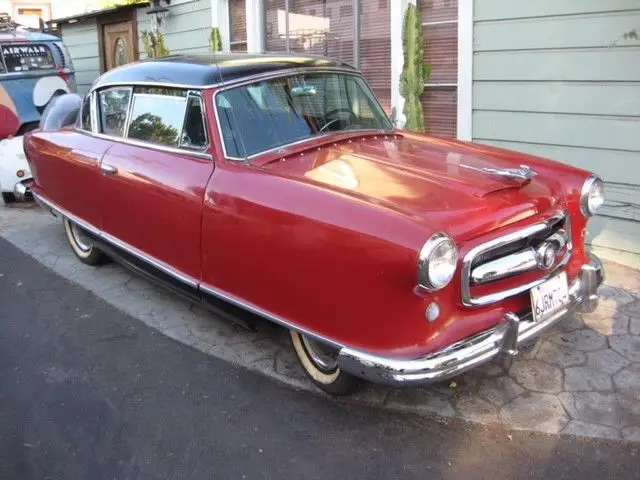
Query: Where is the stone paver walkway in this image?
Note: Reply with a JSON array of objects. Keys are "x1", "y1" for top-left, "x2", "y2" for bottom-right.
[{"x1": 2, "y1": 204, "x2": 639, "y2": 442}]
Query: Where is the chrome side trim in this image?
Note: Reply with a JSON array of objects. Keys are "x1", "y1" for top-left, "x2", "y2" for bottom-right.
[
  {"x1": 89, "y1": 67, "x2": 359, "y2": 94},
  {"x1": 100, "y1": 231, "x2": 198, "y2": 288},
  {"x1": 32, "y1": 191, "x2": 198, "y2": 289},
  {"x1": 78, "y1": 130, "x2": 213, "y2": 161},
  {"x1": 90, "y1": 91, "x2": 100, "y2": 134},
  {"x1": 33, "y1": 191, "x2": 343, "y2": 349},
  {"x1": 200, "y1": 284, "x2": 344, "y2": 350},
  {"x1": 92, "y1": 80, "x2": 212, "y2": 93},
  {"x1": 34, "y1": 192, "x2": 100, "y2": 236},
  {"x1": 461, "y1": 212, "x2": 572, "y2": 307},
  {"x1": 121, "y1": 86, "x2": 135, "y2": 140}
]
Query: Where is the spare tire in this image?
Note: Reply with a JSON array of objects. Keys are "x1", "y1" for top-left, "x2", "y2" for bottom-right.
[{"x1": 39, "y1": 93, "x2": 82, "y2": 131}]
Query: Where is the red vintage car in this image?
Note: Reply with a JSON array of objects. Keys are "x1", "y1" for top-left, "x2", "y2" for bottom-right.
[{"x1": 24, "y1": 54, "x2": 605, "y2": 395}]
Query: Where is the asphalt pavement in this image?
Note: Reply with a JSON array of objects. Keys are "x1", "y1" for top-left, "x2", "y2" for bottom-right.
[{"x1": 0, "y1": 237, "x2": 638, "y2": 479}]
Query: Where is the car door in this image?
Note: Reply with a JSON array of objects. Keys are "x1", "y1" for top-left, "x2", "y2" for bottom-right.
[
  {"x1": 27, "y1": 93, "x2": 111, "y2": 229},
  {"x1": 96, "y1": 86, "x2": 213, "y2": 282}
]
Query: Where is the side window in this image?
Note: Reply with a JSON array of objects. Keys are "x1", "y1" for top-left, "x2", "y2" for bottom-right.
[
  {"x1": 180, "y1": 95, "x2": 208, "y2": 150},
  {"x1": 98, "y1": 87, "x2": 131, "y2": 137},
  {"x1": 345, "y1": 76, "x2": 375, "y2": 120},
  {"x1": 126, "y1": 90, "x2": 187, "y2": 147},
  {"x1": 79, "y1": 94, "x2": 92, "y2": 131}
]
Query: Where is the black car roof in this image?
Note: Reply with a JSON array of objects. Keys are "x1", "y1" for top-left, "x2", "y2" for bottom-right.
[{"x1": 91, "y1": 53, "x2": 358, "y2": 91}]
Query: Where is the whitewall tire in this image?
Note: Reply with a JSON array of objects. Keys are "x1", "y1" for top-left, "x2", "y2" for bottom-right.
[
  {"x1": 290, "y1": 330, "x2": 359, "y2": 396},
  {"x1": 63, "y1": 217, "x2": 109, "y2": 266}
]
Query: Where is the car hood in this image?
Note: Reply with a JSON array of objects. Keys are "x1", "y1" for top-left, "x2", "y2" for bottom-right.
[{"x1": 260, "y1": 132, "x2": 566, "y2": 240}]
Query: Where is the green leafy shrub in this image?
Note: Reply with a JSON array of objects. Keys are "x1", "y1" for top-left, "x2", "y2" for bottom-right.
[{"x1": 141, "y1": 29, "x2": 170, "y2": 59}]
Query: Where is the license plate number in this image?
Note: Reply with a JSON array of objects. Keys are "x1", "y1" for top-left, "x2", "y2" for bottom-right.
[{"x1": 531, "y1": 272, "x2": 569, "y2": 323}]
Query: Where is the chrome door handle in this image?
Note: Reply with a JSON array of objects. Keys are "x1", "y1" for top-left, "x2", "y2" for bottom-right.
[{"x1": 100, "y1": 164, "x2": 118, "y2": 175}]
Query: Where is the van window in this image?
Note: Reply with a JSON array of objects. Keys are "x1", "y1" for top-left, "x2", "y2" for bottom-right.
[
  {"x1": 1, "y1": 44, "x2": 55, "y2": 72},
  {"x1": 98, "y1": 87, "x2": 131, "y2": 137}
]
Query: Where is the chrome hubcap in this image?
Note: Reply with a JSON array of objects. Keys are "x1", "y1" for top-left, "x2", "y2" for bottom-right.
[
  {"x1": 301, "y1": 336, "x2": 339, "y2": 371},
  {"x1": 70, "y1": 223, "x2": 92, "y2": 252}
]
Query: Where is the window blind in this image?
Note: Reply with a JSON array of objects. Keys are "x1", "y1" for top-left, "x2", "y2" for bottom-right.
[{"x1": 420, "y1": 0, "x2": 457, "y2": 137}]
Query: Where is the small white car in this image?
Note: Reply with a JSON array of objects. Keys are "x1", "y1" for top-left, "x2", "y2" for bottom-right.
[{"x1": 0, "y1": 136, "x2": 32, "y2": 204}]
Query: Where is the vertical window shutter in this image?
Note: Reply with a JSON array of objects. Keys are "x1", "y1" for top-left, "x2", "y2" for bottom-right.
[
  {"x1": 420, "y1": 0, "x2": 457, "y2": 137},
  {"x1": 263, "y1": 1, "x2": 392, "y2": 116},
  {"x1": 359, "y1": 0, "x2": 391, "y2": 114},
  {"x1": 265, "y1": 0, "x2": 288, "y2": 52},
  {"x1": 230, "y1": 0, "x2": 248, "y2": 52}
]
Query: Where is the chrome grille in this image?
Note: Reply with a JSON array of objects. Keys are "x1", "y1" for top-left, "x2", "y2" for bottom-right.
[{"x1": 461, "y1": 212, "x2": 572, "y2": 307}]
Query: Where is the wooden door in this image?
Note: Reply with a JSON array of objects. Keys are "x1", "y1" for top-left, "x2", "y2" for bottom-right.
[{"x1": 103, "y1": 21, "x2": 136, "y2": 71}]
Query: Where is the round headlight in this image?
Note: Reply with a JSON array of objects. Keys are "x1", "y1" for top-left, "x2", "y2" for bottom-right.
[
  {"x1": 417, "y1": 233, "x2": 458, "y2": 291},
  {"x1": 580, "y1": 176, "x2": 604, "y2": 217}
]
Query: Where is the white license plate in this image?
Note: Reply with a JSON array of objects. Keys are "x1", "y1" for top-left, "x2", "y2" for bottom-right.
[{"x1": 530, "y1": 272, "x2": 570, "y2": 323}]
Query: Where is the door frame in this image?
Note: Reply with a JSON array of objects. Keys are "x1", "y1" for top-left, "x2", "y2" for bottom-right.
[{"x1": 97, "y1": 8, "x2": 140, "y2": 74}]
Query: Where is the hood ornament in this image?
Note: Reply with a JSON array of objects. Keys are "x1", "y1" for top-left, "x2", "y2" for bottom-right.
[{"x1": 461, "y1": 164, "x2": 537, "y2": 182}]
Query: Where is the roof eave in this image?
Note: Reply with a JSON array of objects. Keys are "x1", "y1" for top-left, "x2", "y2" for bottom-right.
[{"x1": 51, "y1": 2, "x2": 150, "y2": 26}]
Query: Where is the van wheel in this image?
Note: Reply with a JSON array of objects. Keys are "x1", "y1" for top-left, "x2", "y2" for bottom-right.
[
  {"x1": 290, "y1": 330, "x2": 359, "y2": 396},
  {"x1": 2, "y1": 192, "x2": 16, "y2": 204},
  {"x1": 63, "y1": 217, "x2": 109, "y2": 266}
]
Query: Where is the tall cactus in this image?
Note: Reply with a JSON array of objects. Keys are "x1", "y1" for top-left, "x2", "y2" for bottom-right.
[
  {"x1": 210, "y1": 27, "x2": 223, "y2": 53},
  {"x1": 399, "y1": 3, "x2": 430, "y2": 133}
]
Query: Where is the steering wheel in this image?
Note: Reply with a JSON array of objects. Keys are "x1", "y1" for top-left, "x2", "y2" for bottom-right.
[{"x1": 319, "y1": 108, "x2": 357, "y2": 132}]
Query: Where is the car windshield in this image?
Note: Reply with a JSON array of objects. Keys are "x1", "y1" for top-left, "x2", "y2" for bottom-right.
[{"x1": 215, "y1": 72, "x2": 393, "y2": 159}]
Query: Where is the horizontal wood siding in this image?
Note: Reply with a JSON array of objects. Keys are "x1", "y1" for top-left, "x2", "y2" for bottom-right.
[
  {"x1": 472, "y1": 0, "x2": 640, "y2": 266},
  {"x1": 137, "y1": 0, "x2": 212, "y2": 58},
  {"x1": 61, "y1": 20, "x2": 100, "y2": 95}
]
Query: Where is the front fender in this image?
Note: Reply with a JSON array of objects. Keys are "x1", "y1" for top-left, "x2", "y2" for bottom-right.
[{"x1": 202, "y1": 163, "x2": 441, "y2": 355}]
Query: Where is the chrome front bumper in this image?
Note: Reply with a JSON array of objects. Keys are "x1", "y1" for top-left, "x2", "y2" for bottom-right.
[
  {"x1": 13, "y1": 178, "x2": 33, "y2": 202},
  {"x1": 338, "y1": 255, "x2": 604, "y2": 387}
]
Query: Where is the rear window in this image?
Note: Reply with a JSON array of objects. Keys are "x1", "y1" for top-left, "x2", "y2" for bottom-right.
[{"x1": 1, "y1": 43, "x2": 55, "y2": 72}]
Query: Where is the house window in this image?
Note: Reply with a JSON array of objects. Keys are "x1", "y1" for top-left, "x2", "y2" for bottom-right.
[
  {"x1": 265, "y1": 1, "x2": 392, "y2": 113},
  {"x1": 17, "y1": 8, "x2": 43, "y2": 15},
  {"x1": 419, "y1": 0, "x2": 458, "y2": 137},
  {"x1": 339, "y1": 5, "x2": 353, "y2": 17},
  {"x1": 229, "y1": 0, "x2": 248, "y2": 52}
]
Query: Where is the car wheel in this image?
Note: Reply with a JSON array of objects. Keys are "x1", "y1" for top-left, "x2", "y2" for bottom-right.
[
  {"x1": 63, "y1": 217, "x2": 109, "y2": 266},
  {"x1": 2, "y1": 192, "x2": 16, "y2": 204},
  {"x1": 290, "y1": 330, "x2": 359, "y2": 396}
]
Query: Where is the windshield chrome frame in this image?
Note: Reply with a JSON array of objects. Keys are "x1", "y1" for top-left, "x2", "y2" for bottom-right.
[{"x1": 211, "y1": 69, "x2": 394, "y2": 162}]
